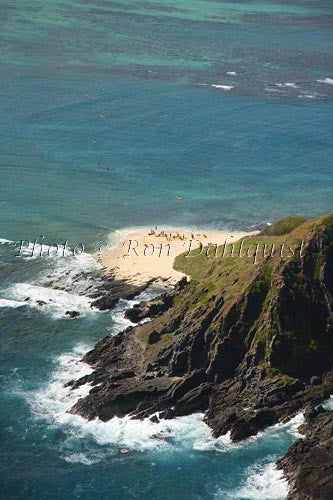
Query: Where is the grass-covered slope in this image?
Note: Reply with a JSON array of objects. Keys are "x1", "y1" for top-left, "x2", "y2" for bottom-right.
[
  {"x1": 173, "y1": 213, "x2": 333, "y2": 380},
  {"x1": 260, "y1": 215, "x2": 308, "y2": 236}
]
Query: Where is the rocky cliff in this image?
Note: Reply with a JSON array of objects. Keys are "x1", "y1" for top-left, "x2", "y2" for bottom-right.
[{"x1": 69, "y1": 214, "x2": 333, "y2": 447}]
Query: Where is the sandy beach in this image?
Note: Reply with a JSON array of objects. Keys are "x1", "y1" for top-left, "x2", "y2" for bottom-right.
[{"x1": 99, "y1": 226, "x2": 258, "y2": 285}]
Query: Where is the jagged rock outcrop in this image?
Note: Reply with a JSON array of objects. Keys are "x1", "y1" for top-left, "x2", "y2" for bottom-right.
[
  {"x1": 69, "y1": 215, "x2": 333, "y2": 449},
  {"x1": 124, "y1": 293, "x2": 174, "y2": 323},
  {"x1": 277, "y1": 405, "x2": 333, "y2": 500},
  {"x1": 90, "y1": 275, "x2": 155, "y2": 310}
]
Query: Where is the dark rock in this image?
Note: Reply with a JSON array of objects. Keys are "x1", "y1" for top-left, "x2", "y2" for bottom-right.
[
  {"x1": 112, "y1": 370, "x2": 136, "y2": 381},
  {"x1": 159, "y1": 408, "x2": 175, "y2": 420},
  {"x1": 36, "y1": 300, "x2": 47, "y2": 306},
  {"x1": 90, "y1": 275, "x2": 155, "y2": 310},
  {"x1": 148, "y1": 331, "x2": 161, "y2": 344},
  {"x1": 174, "y1": 382, "x2": 212, "y2": 416},
  {"x1": 64, "y1": 379, "x2": 74, "y2": 387},
  {"x1": 124, "y1": 305, "x2": 144, "y2": 323},
  {"x1": 65, "y1": 310, "x2": 80, "y2": 318},
  {"x1": 71, "y1": 376, "x2": 176, "y2": 422},
  {"x1": 175, "y1": 276, "x2": 187, "y2": 290},
  {"x1": 310, "y1": 376, "x2": 321, "y2": 385},
  {"x1": 125, "y1": 293, "x2": 174, "y2": 323}
]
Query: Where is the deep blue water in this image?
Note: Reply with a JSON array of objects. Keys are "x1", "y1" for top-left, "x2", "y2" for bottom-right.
[{"x1": 0, "y1": 1, "x2": 332, "y2": 499}]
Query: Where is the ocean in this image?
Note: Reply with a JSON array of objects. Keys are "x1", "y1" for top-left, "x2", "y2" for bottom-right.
[{"x1": 0, "y1": 0, "x2": 332, "y2": 498}]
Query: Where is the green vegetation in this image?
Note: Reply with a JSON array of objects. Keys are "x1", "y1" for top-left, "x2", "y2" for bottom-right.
[
  {"x1": 171, "y1": 213, "x2": 333, "y2": 381},
  {"x1": 266, "y1": 367, "x2": 296, "y2": 384},
  {"x1": 198, "y1": 283, "x2": 217, "y2": 304},
  {"x1": 323, "y1": 214, "x2": 333, "y2": 230},
  {"x1": 260, "y1": 215, "x2": 307, "y2": 236}
]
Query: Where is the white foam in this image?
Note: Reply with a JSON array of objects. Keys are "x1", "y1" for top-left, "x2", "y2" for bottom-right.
[
  {"x1": 267, "y1": 412, "x2": 305, "y2": 440},
  {"x1": 28, "y1": 340, "x2": 246, "y2": 456},
  {"x1": 38, "y1": 251, "x2": 102, "y2": 295},
  {"x1": 0, "y1": 298, "x2": 24, "y2": 308},
  {"x1": 0, "y1": 247, "x2": 104, "y2": 317},
  {"x1": 106, "y1": 285, "x2": 167, "y2": 333},
  {"x1": 317, "y1": 77, "x2": 333, "y2": 85},
  {"x1": 1, "y1": 282, "x2": 97, "y2": 318},
  {"x1": 108, "y1": 298, "x2": 138, "y2": 332},
  {"x1": 1, "y1": 239, "x2": 164, "y2": 320},
  {"x1": 322, "y1": 395, "x2": 333, "y2": 410},
  {"x1": 62, "y1": 452, "x2": 100, "y2": 465},
  {"x1": 29, "y1": 335, "x2": 306, "y2": 463},
  {"x1": 233, "y1": 461, "x2": 288, "y2": 500},
  {"x1": 51, "y1": 251, "x2": 101, "y2": 275},
  {"x1": 226, "y1": 71, "x2": 237, "y2": 76},
  {"x1": 31, "y1": 344, "x2": 93, "y2": 419},
  {"x1": 0, "y1": 237, "x2": 14, "y2": 245},
  {"x1": 299, "y1": 94, "x2": 317, "y2": 99},
  {"x1": 276, "y1": 82, "x2": 298, "y2": 89},
  {"x1": 4, "y1": 235, "x2": 102, "y2": 296},
  {"x1": 212, "y1": 84, "x2": 234, "y2": 91},
  {"x1": 264, "y1": 87, "x2": 285, "y2": 93},
  {"x1": 28, "y1": 345, "x2": 195, "y2": 452}
]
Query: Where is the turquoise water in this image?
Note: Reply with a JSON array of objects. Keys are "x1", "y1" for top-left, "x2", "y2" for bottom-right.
[{"x1": 0, "y1": 1, "x2": 332, "y2": 498}]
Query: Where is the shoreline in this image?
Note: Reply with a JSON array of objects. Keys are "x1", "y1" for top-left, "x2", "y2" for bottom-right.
[
  {"x1": 98, "y1": 225, "x2": 259, "y2": 285},
  {"x1": 71, "y1": 215, "x2": 333, "y2": 500}
]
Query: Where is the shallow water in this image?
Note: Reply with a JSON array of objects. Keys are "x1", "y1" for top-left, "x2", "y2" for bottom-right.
[{"x1": 1, "y1": 0, "x2": 332, "y2": 498}]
